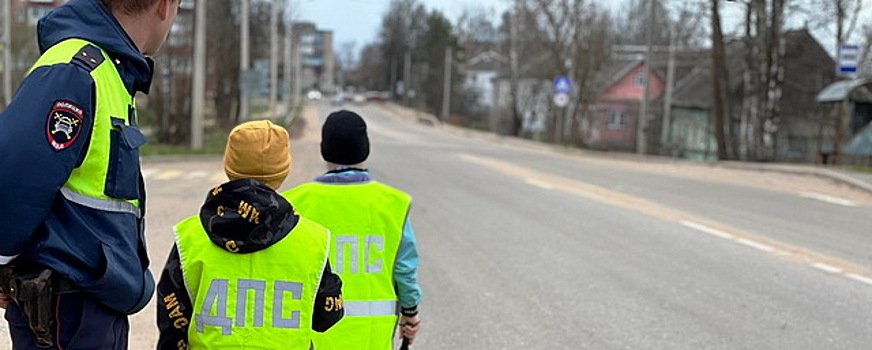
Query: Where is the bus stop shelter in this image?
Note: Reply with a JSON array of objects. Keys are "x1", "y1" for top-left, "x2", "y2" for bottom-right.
[{"x1": 816, "y1": 78, "x2": 872, "y2": 162}]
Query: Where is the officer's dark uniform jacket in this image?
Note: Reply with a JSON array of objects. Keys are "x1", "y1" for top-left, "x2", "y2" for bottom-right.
[
  {"x1": 156, "y1": 179, "x2": 344, "y2": 350},
  {"x1": 0, "y1": 0, "x2": 155, "y2": 314}
]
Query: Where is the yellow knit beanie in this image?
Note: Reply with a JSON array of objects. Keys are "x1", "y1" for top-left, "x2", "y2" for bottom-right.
[{"x1": 223, "y1": 120, "x2": 291, "y2": 190}]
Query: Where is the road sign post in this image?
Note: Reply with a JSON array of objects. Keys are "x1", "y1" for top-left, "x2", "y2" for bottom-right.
[{"x1": 552, "y1": 76, "x2": 573, "y2": 143}]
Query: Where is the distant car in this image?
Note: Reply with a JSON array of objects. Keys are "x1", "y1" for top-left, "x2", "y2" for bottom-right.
[
  {"x1": 307, "y1": 90, "x2": 322, "y2": 100},
  {"x1": 352, "y1": 94, "x2": 366, "y2": 104},
  {"x1": 330, "y1": 94, "x2": 344, "y2": 106},
  {"x1": 365, "y1": 91, "x2": 391, "y2": 102}
]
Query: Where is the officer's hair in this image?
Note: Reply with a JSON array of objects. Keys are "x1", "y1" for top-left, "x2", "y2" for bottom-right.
[{"x1": 102, "y1": 0, "x2": 169, "y2": 15}]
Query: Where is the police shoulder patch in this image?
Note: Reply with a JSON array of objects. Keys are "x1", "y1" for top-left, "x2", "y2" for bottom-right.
[{"x1": 46, "y1": 100, "x2": 85, "y2": 151}]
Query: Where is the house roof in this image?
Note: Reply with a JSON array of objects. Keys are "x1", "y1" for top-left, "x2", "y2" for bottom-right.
[
  {"x1": 586, "y1": 59, "x2": 641, "y2": 97},
  {"x1": 466, "y1": 50, "x2": 507, "y2": 71},
  {"x1": 664, "y1": 29, "x2": 836, "y2": 110},
  {"x1": 587, "y1": 49, "x2": 709, "y2": 101},
  {"x1": 670, "y1": 66, "x2": 713, "y2": 109},
  {"x1": 816, "y1": 78, "x2": 872, "y2": 103}
]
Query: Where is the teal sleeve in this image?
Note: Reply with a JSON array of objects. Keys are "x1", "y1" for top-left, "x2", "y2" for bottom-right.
[{"x1": 394, "y1": 219, "x2": 422, "y2": 309}]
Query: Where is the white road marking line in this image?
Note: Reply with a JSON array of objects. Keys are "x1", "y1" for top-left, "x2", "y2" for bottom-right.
[
  {"x1": 735, "y1": 238, "x2": 776, "y2": 253},
  {"x1": 153, "y1": 170, "x2": 184, "y2": 180},
  {"x1": 183, "y1": 171, "x2": 210, "y2": 180},
  {"x1": 141, "y1": 169, "x2": 159, "y2": 179},
  {"x1": 680, "y1": 221, "x2": 735, "y2": 239},
  {"x1": 526, "y1": 178, "x2": 554, "y2": 190},
  {"x1": 682, "y1": 221, "x2": 872, "y2": 286},
  {"x1": 812, "y1": 263, "x2": 843, "y2": 274},
  {"x1": 460, "y1": 154, "x2": 872, "y2": 288},
  {"x1": 799, "y1": 192, "x2": 858, "y2": 207},
  {"x1": 846, "y1": 274, "x2": 872, "y2": 285}
]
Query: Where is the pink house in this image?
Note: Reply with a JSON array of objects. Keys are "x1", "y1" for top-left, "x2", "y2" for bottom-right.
[{"x1": 592, "y1": 62, "x2": 665, "y2": 151}]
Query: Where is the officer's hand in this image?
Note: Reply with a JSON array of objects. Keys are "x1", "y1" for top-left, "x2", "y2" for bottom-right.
[
  {"x1": 399, "y1": 314, "x2": 420, "y2": 345},
  {"x1": 0, "y1": 293, "x2": 11, "y2": 309}
]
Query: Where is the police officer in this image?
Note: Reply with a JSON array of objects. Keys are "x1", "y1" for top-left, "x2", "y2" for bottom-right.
[
  {"x1": 282, "y1": 110, "x2": 423, "y2": 349},
  {"x1": 156, "y1": 120, "x2": 344, "y2": 350},
  {"x1": 0, "y1": 0, "x2": 178, "y2": 348}
]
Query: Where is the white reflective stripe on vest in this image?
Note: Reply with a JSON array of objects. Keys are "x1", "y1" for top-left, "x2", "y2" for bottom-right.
[
  {"x1": 343, "y1": 300, "x2": 397, "y2": 317},
  {"x1": 60, "y1": 187, "x2": 140, "y2": 217},
  {"x1": 0, "y1": 253, "x2": 20, "y2": 265}
]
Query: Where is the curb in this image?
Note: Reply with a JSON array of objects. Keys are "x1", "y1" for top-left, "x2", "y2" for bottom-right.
[{"x1": 718, "y1": 161, "x2": 872, "y2": 196}]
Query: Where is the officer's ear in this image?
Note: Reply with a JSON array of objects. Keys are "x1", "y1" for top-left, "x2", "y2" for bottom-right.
[{"x1": 156, "y1": 0, "x2": 178, "y2": 21}]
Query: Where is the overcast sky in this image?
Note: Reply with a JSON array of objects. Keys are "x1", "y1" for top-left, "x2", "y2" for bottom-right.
[
  {"x1": 295, "y1": 0, "x2": 509, "y2": 49},
  {"x1": 296, "y1": 0, "x2": 872, "y2": 59}
]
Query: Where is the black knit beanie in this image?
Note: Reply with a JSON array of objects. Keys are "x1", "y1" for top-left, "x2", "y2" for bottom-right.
[{"x1": 321, "y1": 110, "x2": 370, "y2": 165}]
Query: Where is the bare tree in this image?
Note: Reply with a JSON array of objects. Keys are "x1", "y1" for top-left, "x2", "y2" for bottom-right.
[
  {"x1": 207, "y1": 1, "x2": 240, "y2": 129},
  {"x1": 416, "y1": 10, "x2": 457, "y2": 117},
  {"x1": 615, "y1": 0, "x2": 671, "y2": 46},
  {"x1": 455, "y1": 7, "x2": 499, "y2": 44},
  {"x1": 508, "y1": 0, "x2": 612, "y2": 142},
  {"x1": 496, "y1": 1, "x2": 552, "y2": 136},
  {"x1": 710, "y1": 0, "x2": 730, "y2": 160},
  {"x1": 378, "y1": 0, "x2": 428, "y2": 98},
  {"x1": 736, "y1": 0, "x2": 788, "y2": 161},
  {"x1": 347, "y1": 44, "x2": 385, "y2": 90},
  {"x1": 664, "y1": 0, "x2": 708, "y2": 48},
  {"x1": 150, "y1": 5, "x2": 196, "y2": 144},
  {"x1": 337, "y1": 41, "x2": 356, "y2": 89}
]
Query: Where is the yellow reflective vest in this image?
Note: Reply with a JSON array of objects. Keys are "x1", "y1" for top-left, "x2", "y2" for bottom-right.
[
  {"x1": 175, "y1": 215, "x2": 330, "y2": 349},
  {"x1": 24, "y1": 38, "x2": 153, "y2": 313},
  {"x1": 283, "y1": 181, "x2": 411, "y2": 350},
  {"x1": 31, "y1": 38, "x2": 145, "y2": 209}
]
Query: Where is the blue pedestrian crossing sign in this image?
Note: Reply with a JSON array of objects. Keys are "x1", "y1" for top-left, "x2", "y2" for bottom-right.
[{"x1": 554, "y1": 76, "x2": 572, "y2": 94}]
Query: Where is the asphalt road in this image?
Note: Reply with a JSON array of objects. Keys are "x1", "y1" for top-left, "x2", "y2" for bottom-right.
[{"x1": 3, "y1": 100, "x2": 872, "y2": 349}]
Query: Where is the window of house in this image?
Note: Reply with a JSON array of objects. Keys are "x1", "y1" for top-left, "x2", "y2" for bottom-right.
[
  {"x1": 634, "y1": 72, "x2": 646, "y2": 86},
  {"x1": 607, "y1": 110, "x2": 628, "y2": 130}
]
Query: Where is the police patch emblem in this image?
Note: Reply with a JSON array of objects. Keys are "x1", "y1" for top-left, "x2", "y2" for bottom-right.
[{"x1": 46, "y1": 100, "x2": 85, "y2": 151}]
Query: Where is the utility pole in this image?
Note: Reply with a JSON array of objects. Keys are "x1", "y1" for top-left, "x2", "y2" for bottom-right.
[
  {"x1": 403, "y1": 50, "x2": 411, "y2": 105},
  {"x1": 508, "y1": 0, "x2": 521, "y2": 135},
  {"x1": 292, "y1": 31, "x2": 302, "y2": 109},
  {"x1": 661, "y1": 28, "x2": 676, "y2": 153},
  {"x1": 269, "y1": 0, "x2": 279, "y2": 116},
  {"x1": 440, "y1": 46, "x2": 452, "y2": 119},
  {"x1": 637, "y1": 0, "x2": 655, "y2": 155},
  {"x1": 2, "y1": 0, "x2": 11, "y2": 108},
  {"x1": 190, "y1": 0, "x2": 206, "y2": 150},
  {"x1": 284, "y1": 8, "x2": 293, "y2": 121},
  {"x1": 239, "y1": 0, "x2": 251, "y2": 122},
  {"x1": 561, "y1": 20, "x2": 580, "y2": 145}
]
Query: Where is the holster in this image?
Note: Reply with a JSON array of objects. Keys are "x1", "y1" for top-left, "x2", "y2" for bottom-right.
[{"x1": 0, "y1": 267, "x2": 57, "y2": 348}]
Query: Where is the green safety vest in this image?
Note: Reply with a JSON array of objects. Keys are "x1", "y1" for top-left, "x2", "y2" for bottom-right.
[
  {"x1": 29, "y1": 38, "x2": 145, "y2": 215},
  {"x1": 283, "y1": 181, "x2": 411, "y2": 350},
  {"x1": 175, "y1": 214, "x2": 330, "y2": 349}
]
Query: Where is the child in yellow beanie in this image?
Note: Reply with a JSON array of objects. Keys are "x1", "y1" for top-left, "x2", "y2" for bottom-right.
[
  {"x1": 223, "y1": 120, "x2": 291, "y2": 190},
  {"x1": 155, "y1": 120, "x2": 344, "y2": 349}
]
